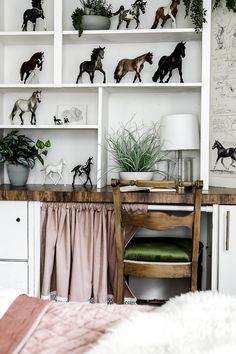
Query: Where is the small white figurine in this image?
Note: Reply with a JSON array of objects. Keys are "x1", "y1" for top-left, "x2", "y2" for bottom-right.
[{"x1": 41, "y1": 158, "x2": 67, "y2": 185}]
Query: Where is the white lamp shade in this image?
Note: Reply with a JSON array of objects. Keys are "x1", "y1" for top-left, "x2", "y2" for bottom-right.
[{"x1": 160, "y1": 114, "x2": 200, "y2": 151}]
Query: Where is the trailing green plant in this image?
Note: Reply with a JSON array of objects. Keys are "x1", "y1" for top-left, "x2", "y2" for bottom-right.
[
  {"x1": 106, "y1": 120, "x2": 168, "y2": 174},
  {"x1": 0, "y1": 130, "x2": 51, "y2": 168},
  {"x1": 71, "y1": 0, "x2": 112, "y2": 36},
  {"x1": 183, "y1": 0, "x2": 207, "y2": 32},
  {"x1": 183, "y1": 0, "x2": 236, "y2": 32}
]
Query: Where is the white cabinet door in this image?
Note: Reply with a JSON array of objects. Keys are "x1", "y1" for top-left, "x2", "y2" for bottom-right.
[
  {"x1": 218, "y1": 206, "x2": 236, "y2": 295},
  {"x1": 0, "y1": 201, "x2": 27, "y2": 260},
  {"x1": 0, "y1": 261, "x2": 28, "y2": 293}
]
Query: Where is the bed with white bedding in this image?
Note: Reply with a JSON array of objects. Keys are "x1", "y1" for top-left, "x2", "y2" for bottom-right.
[{"x1": 0, "y1": 290, "x2": 236, "y2": 354}]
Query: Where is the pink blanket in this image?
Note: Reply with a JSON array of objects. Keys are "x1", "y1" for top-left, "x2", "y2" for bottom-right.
[{"x1": 0, "y1": 295, "x2": 153, "y2": 354}]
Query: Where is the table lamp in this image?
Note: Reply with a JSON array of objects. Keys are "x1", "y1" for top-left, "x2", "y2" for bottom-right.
[{"x1": 160, "y1": 114, "x2": 200, "y2": 182}]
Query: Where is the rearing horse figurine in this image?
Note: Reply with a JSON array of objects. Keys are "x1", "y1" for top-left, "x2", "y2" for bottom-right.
[
  {"x1": 152, "y1": 41, "x2": 186, "y2": 83},
  {"x1": 212, "y1": 140, "x2": 236, "y2": 170},
  {"x1": 20, "y1": 51, "x2": 44, "y2": 84},
  {"x1": 76, "y1": 47, "x2": 106, "y2": 84},
  {"x1": 151, "y1": 0, "x2": 180, "y2": 29},
  {"x1": 114, "y1": 0, "x2": 147, "y2": 29},
  {"x1": 114, "y1": 52, "x2": 153, "y2": 83}
]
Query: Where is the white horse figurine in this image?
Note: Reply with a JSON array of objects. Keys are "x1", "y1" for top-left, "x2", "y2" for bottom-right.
[{"x1": 41, "y1": 159, "x2": 67, "y2": 185}]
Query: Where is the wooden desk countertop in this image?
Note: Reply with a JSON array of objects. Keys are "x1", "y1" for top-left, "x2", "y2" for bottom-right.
[{"x1": 0, "y1": 184, "x2": 236, "y2": 205}]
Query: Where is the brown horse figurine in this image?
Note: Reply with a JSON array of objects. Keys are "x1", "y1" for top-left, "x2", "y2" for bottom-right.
[
  {"x1": 20, "y1": 51, "x2": 44, "y2": 84},
  {"x1": 114, "y1": 52, "x2": 153, "y2": 83},
  {"x1": 151, "y1": 0, "x2": 180, "y2": 29}
]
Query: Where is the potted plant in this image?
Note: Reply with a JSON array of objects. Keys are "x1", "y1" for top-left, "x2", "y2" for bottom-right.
[
  {"x1": 106, "y1": 120, "x2": 169, "y2": 180},
  {"x1": 0, "y1": 130, "x2": 51, "y2": 186},
  {"x1": 71, "y1": 0, "x2": 112, "y2": 36}
]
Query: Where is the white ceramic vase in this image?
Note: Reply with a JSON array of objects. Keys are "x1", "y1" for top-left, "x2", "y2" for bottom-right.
[
  {"x1": 119, "y1": 172, "x2": 154, "y2": 181},
  {"x1": 7, "y1": 164, "x2": 30, "y2": 186}
]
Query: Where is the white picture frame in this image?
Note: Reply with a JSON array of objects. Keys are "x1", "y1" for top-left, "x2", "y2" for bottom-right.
[{"x1": 57, "y1": 105, "x2": 87, "y2": 125}]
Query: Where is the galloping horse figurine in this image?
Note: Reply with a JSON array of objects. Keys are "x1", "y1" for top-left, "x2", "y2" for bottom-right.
[
  {"x1": 113, "y1": 0, "x2": 147, "y2": 29},
  {"x1": 114, "y1": 52, "x2": 153, "y2": 83},
  {"x1": 152, "y1": 41, "x2": 186, "y2": 83},
  {"x1": 9, "y1": 90, "x2": 41, "y2": 125},
  {"x1": 212, "y1": 140, "x2": 236, "y2": 170},
  {"x1": 71, "y1": 157, "x2": 93, "y2": 187},
  {"x1": 22, "y1": 0, "x2": 47, "y2": 31},
  {"x1": 151, "y1": 0, "x2": 180, "y2": 29},
  {"x1": 20, "y1": 51, "x2": 44, "y2": 84},
  {"x1": 76, "y1": 47, "x2": 106, "y2": 84},
  {"x1": 41, "y1": 159, "x2": 67, "y2": 185}
]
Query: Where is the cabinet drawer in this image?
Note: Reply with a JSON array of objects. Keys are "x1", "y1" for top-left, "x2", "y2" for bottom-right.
[
  {"x1": 0, "y1": 261, "x2": 28, "y2": 293},
  {"x1": 0, "y1": 201, "x2": 27, "y2": 259}
]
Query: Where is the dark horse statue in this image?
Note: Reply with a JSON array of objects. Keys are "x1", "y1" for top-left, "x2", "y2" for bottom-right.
[
  {"x1": 152, "y1": 41, "x2": 186, "y2": 83},
  {"x1": 113, "y1": 0, "x2": 147, "y2": 29},
  {"x1": 22, "y1": 0, "x2": 47, "y2": 31},
  {"x1": 212, "y1": 140, "x2": 236, "y2": 170},
  {"x1": 9, "y1": 90, "x2": 41, "y2": 125},
  {"x1": 114, "y1": 52, "x2": 153, "y2": 83},
  {"x1": 71, "y1": 157, "x2": 93, "y2": 187},
  {"x1": 76, "y1": 47, "x2": 106, "y2": 84},
  {"x1": 151, "y1": 0, "x2": 180, "y2": 29},
  {"x1": 20, "y1": 51, "x2": 44, "y2": 83}
]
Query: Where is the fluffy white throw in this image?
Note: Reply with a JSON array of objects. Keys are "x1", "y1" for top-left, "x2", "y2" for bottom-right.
[{"x1": 88, "y1": 291, "x2": 236, "y2": 354}]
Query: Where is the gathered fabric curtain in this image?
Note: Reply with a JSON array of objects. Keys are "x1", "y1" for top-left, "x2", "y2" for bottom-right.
[{"x1": 40, "y1": 202, "x2": 147, "y2": 303}]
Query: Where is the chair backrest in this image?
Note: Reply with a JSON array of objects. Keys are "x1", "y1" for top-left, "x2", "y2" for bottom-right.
[{"x1": 111, "y1": 179, "x2": 203, "y2": 303}]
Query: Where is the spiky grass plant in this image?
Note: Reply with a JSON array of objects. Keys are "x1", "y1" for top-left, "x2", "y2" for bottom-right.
[{"x1": 107, "y1": 121, "x2": 167, "y2": 173}]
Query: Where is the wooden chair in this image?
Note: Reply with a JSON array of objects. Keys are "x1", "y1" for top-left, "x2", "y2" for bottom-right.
[{"x1": 111, "y1": 179, "x2": 203, "y2": 304}]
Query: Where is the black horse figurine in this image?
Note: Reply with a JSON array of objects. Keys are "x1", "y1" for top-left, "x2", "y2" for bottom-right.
[
  {"x1": 114, "y1": 52, "x2": 153, "y2": 83},
  {"x1": 71, "y1": 157, "x2": 93, "y2": 187},
  {"x1": 212, "y1": 140, "x2": 236, "y2": 170},
  {"x1": 22, "y1": 0, "x2": 47, "y2": 31},
  {"x1": 20, "y1": 51, "x2": 44, "y2": 83},
  {"x1": 9, "y1": 90, "x2": 41, "y2": 125},
  {"x1": 152, "y1": 41, "x2": 186, "y2": 83},
  {"x1": 113, "y1": 0, "x2": 147, "y2": 29},
  {"x1": 76, "y1": 47, "x2": 106, "y2": 84}
]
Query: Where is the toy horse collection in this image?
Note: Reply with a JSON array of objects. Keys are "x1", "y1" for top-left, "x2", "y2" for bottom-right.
[
  {"x1": 152, "y1": 41, "x2": 186, "y2": 83},
  {"x1": 113, "y1": 0, "x2": 147, "y2": 29},
  {"x1": 151, "y1": 0, "x2": 180, "y2": 29},
  {"x1": 22, "y1": 0, "x2": 47, "y2": 31},
  {"x1": 71, "y1": 157, "x2": 93, "y2": 187},
  {"x1": 76, "y1": 47, "x2": 106, "y2": 84},
  {"x1": 20, "y1": 51, "x2": 44, "y2": 84},
  {"x1": 9, "y1": 90, "x2": 41, "y2": 125},
  {"x1": 114, "y1": 52, "x2": 153, "y2": 83}
]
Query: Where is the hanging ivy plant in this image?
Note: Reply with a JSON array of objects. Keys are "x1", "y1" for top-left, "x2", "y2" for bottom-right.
[
  {"x1": 182, "y1": 0, "x2": 206, "y2": 32},
  {"x1": 183, "y1": 0, "x2": 236, "y2": 33}
]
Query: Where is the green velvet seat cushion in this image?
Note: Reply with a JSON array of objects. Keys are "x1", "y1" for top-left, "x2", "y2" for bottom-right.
[{"x1": 124, "y1": 237, "x2": 197, "y2": 263}]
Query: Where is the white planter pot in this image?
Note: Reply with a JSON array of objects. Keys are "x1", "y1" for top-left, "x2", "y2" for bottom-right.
[
  {"x1": 119, "y1": 172, "x2": 154, "y2": 181},
  {"x1": 82, "y1": 15, "x2": 111, "y2": 30},
  {"x1": 7, "y1": 164, "x2": 30, "y2": 186}
]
